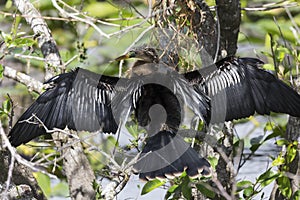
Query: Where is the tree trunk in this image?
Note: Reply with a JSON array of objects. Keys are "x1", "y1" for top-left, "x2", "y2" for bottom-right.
[{"x1": 8, "y1": 1, "x2": 96, "y2": 199}]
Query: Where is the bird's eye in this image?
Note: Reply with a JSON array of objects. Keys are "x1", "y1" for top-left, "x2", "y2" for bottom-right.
[{"x1": 129, "y1": 51, "x2": 136, "y2": 58}]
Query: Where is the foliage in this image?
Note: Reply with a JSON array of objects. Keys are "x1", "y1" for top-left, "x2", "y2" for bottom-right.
[
  {"x1": 141, "y1": 179, "x2": 166, "y2": 195},
  {"x1": 33, "y1": 172, "x2": 69, "y2": 199},
  {"x1": 0, "y1": 0, "x2": 299, "y2": 199},
  {"x1": 0, "y1": 64, "x2": 3, "y2": 79}
]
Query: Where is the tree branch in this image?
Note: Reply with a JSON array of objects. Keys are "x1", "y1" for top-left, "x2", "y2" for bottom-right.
[
  {"x1": 13, "y1": 0, "x2": 63, "y2": 79},
  {"x1": 2, "y1": 65, "x2": 43, "y2": 94},
  {"x1": 11, "y1": 0, "x2": 96, "y2": 199},
  {"x1": 0, "y1": 121, "x2": 49, "y2": 200},
  {"x1": 216, "y1": 0, "x2": 240, "y2": 57},
  {"x1": 192, "y1": 0, "x2": 218, "y2": 65}
]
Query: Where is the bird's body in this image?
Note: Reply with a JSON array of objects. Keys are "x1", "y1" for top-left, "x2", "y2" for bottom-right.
[{"x1": 9, "y1": 47, "x2": 300, "y2": 180}]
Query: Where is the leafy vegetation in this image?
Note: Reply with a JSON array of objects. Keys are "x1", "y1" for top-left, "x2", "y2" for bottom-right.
[{"x1": 0, "y1": 0, "x2": 299, "y2": 199}]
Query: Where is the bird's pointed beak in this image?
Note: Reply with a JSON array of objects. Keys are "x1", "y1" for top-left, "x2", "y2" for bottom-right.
[{"x1": 115, "y1": 51, "x2": 135, "y2": 61}]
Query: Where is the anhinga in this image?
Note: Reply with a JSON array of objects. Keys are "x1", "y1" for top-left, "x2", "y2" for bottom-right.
[{"x1": 8, "y1": 47, "x2": 300, "y2": 180}]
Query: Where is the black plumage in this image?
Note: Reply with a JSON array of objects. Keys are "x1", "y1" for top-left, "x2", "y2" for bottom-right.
[
  {"x1": 9, "y1": 69, "x2": 121, "y2": 146},
  {"x1": 8, "y1": 47, "x2": 300, "y2": 180},
  {"x1": 185, "y1": 56, "x2": 300, "y2": 123}
]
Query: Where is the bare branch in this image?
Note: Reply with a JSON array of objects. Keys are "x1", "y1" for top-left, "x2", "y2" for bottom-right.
[
  {"x1": 13, "y1": 0, "x2": 63, "y2": 79},
  {"x1": 2, "y1": 65, "x2": 43, "y2": 94},
  {"x1": 242, "y1": 2, "x2": 297, "y2": 11},
  {"x1": 52, "y1": 0, "x2": 109, "y2": 38},
  {"x1": 0, "y1": 123, "x2": 57, "y2": 179}
]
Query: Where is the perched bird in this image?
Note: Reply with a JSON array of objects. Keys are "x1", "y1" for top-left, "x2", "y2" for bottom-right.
[
  {"x1": 115, "y1": 48, "x2": 212, "y2": 179},
  {"x1": 8, "y1": 47, "x2": 300, "y2": 180}
]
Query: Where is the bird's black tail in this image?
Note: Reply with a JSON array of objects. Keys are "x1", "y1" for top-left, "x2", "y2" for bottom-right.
[{"x1": 133, "y1": 130, "x2": 211, "y2": 180}]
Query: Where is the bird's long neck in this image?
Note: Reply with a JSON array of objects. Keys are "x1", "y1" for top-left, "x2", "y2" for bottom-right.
[
  {"x1": 133, "y1": 60, "x2": 151, "y2": 68},
  {"x1": 131, "y1": 61, "x2": 158, "y2": 77}
]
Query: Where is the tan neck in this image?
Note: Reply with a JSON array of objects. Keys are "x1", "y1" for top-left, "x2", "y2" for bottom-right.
[{"x1": 131, "y1": 62, "x2": 158, "y2": 77}]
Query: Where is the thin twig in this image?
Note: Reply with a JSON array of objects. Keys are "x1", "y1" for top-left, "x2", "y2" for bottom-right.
[
  {"x1": 52, "y1": 0, "x2": 110, "y2": 38},
  {"x1": 14, "y1": 53, "x2": 46, "y2": 62},
  {"x1": 0, "y1": 121, "x2": 57, "y2": 179}
]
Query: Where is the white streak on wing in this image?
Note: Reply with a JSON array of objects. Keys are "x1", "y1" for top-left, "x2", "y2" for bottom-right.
[
  {"x1": 101, "y1": 103, "x2": 105, "y2": 119},
  {"x1": 93, "y1": 94, "x2": 96, "y2": 121},
  {"x1": 133, "y1": 88, "x2": 140, "y2": 109},
  {"x1": 94, "y1": 85, "x2": 98, "y2": 101},
  {"x1": 219, "y1": 72, "x2": 227, "y2": 91},
  {"x1": 210, "y1": 76, "x2": 217, "y2": 96},
  {"x1": 226, "y1": 69, "x2": 235, "y2": 86},
  {"x1": 215, "y1": 75, "x2": 222, "y2": 94},
  {"x1": 230, "y1": 67, "x2": 239, "y2": 84},
  {"x1": 221, "y1": 70, "x2": 230, "y2": 90},
  {"x1": 48, "y1": 75, "x2": 60, "y2": 83},
  {"x1": 207, "y1": 79, "x2": 212, "y2": 96},
  {"x1": 89, "y1": 84, "x2": 93, "y2": 111},
  {"x1": 101, "y1": 90, "x2": 105, "y2": 104},
  {"x1": 175, "y1": 78, "x2": 203, "y2": 120}
]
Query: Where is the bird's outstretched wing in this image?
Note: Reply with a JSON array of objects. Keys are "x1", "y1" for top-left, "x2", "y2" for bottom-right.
[
  {"x1": 185, "y1": 57, "x2": 300, "y2": 123},
  {"x1": 9, "y1": 68, "x2": 122, "y2": 147}
]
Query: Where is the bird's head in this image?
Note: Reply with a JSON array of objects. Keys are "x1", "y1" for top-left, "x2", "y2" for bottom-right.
[{"x1": 115, "y1": 47, "x2": 159, "y2": 63}]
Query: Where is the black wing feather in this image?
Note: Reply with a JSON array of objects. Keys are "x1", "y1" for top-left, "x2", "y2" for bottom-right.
[
  {"x1": 245, "y1": 59, "x2": 300, "y2": 116},
  {"x1": 9, "y1": 68, "x2": 120, "y2": 147},
  {"x1": 133, "y1": 130, "x2": 211, "y2": 180},
  {"x1": 185, "y1": 57, "x2": 300, "y2": 123}
]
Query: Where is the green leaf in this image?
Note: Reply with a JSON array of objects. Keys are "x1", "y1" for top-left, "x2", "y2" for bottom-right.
[
  {"x1": 51, "y1": 181, "x2": 69, "y2": 197},
  {"x1": 125, "y1": 121, "x2": 144, "y2": 139},
  {"x1": 181, "y1": 179, "x2": 192, "y2": 200},
  {"x1": 277, "y1": 176, "x2": 292, "y2": 198},
  {"x1": 292, "y1": 189, "x2": 300, "y2": 200},
  {"x1": 33, "y1": 172, "x2": 51, "y2": 199},
  {"x1": 261, "y1": 51, "x2": 273, "y2": 58},
  {"x1": 5, "y1": 0, "x2": 12, "y2": 9},
  {"x1": 196, "y1": 183, "x2": 215, "y2": 198},
  {"x1": 264, "y1": 131, "x2": 282, "y2": 142},
  {"x1": 263, "y1": 63, "x2": 275, "y2": 71},
  {"x1": 250, "y1": 135, "x2": 263, "y2": 146},
  {"x1": 264, "y1": 121, "x2": 275, "y2": 131},
  {"x1": 141, "y1": 179, "x2": 166, "y2": 195},
  {"x1": 237, "y1": 180, "x2": 253, "y2": 189},
  {"x1": 1, "y1": 32, "x2": 12, "y2": 43},
  {"x1": 257, "y1": 169, "x2": 279, "y2": 187},
  {"x1": 286, "y1": 142, "x2": 297, "y2": 164},
  {"x1": 272, "y1": 156, "x2": 285, "y2": 166},
  {"x1": 2, "y1": 99, "x2": 11, "y2": 113},
  {"x1": 250, "y1": 143, "x2": 261, "y2": 152},
  {"x1": 275, "y1": 46, "x2": 291, "y2": 62},
  {"x1": 0, "y1": 64, "x2": 3, "y2": 79},
  {"x1": 276, "y1": 139, "x2": 288, "y2": 146},
  {"x1": 243, "y1": 186, "x2": 254, "y2": 198},
  {"x1": 168, "y1": 184, "x2": 179, "y2": 193},
  {"x1": 165, "y1": 184, "x2": 179, "y2": 199},
  {"x1": 10, "y1": 38, "x2": 36, "y2": 48},
  {"x1": 106, "y1": 135, "x2": 118, "y2": 148},
  {"x1": 207, "y1": 156, "x2": 218, "y2": 169}
]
